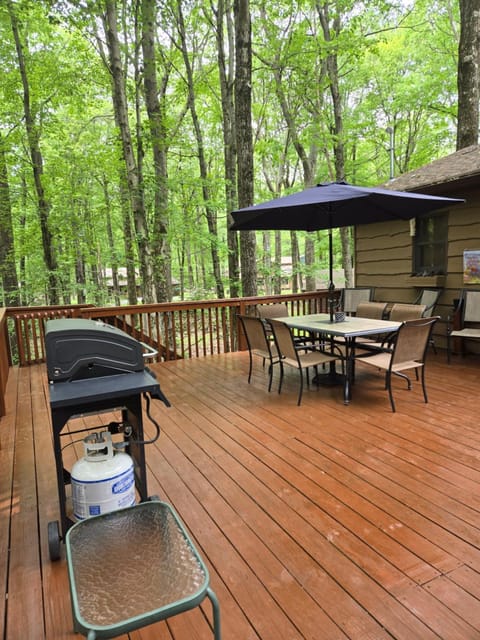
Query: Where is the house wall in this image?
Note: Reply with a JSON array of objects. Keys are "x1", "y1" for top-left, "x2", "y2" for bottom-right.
[{"x1": 354, "y1": 183, "x2": 480, "y2": 351}]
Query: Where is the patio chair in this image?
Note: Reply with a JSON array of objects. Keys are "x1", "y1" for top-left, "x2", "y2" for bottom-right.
[
  {"x1": 414, "y1": 289, "x2": 442, "y2": 353},
  {"x1": 355, "y1": 316, "x2": 439, "y2": 412},
  {"x1": 357, "y1": 302, "x2": 427, "y2": 352},
  {"x1": 341, "y1": 287, "x2": 375, "y2": 315},
  {"x1": 389, "y1": 302, "x2": 427, "y2": 321},
  {"x1": 258, "y1": 302, "x2": 313, "y2": 347},
  {"x1": 447, "y1": 289, "x2": 480, "y2": 363},
  {"x1": 270, "y1": 319, "x2": 342, "y2": 406},
  {"x1": 336, "y1": 301, "x2": 388, "y2": 353},
  {"x1": 257, "y1": 302, "x2": 289, "y2": 321},
  {"x1": 355, "y1": 301, "x2": 388, "y2": 319},
  {"x1": 238, "y1": 315, "x2": 280, "y2": 392},
  {"x1": 414, "y1": 288, "x2": 442, "y2": 317}
]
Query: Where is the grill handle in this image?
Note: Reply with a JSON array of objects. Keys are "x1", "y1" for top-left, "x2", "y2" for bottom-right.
[{"x1": 141, "y1": 342, "x2": 159, "y2": 360}]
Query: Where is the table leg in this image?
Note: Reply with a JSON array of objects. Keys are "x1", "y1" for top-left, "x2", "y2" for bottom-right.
[{"x1": 342, "y1": 339, "x2": 355, "y2": 405}]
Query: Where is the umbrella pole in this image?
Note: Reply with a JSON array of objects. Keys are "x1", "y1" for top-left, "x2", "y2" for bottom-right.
[
  {"x1": 328, "y1": 228, "x2": 335, "y2": 323},
  {"x1": 312, "y1": 226, "x2": 344, "y2": 387}
]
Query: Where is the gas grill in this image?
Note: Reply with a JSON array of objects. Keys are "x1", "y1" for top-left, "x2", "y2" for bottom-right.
[{"x1": 45, "y1": 318, "x2": 170, "y2": 561}]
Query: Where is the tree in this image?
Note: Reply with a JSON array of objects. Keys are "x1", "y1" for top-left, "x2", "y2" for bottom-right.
[
  {"x1": 211, "y1": 0, "x2": 241, "y2": 297},
  {"x1": 457, "y1": 0, "x2": 480, "y2": 149},
  {"x1": 0, "y1": 132, "x2": 19, "y2": 305},
  {"x1": 234, "y1": 0, "x2": 257, "y2": 297},
  {"x1": 175, "y1": 0, "x2": 224, "y2": 299},
  {"x1": 8, "y1": 0, "x2": 59, "y2": 303},
  {"x1": 103, "y1": 0, "x2": 153, "y2": 303},
  {"x1": 141, "y1": 0, "x2": 172, "y2": 301}
]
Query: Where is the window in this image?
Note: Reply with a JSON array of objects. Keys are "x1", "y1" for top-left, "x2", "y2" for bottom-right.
[{"x1": 412, "y1": 213, "x2": 448, "y2": 275}]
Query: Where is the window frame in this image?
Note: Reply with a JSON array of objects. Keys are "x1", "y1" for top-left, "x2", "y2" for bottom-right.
[{"x1": 412, "y1": 212, "x2": 448, "y2": 276}]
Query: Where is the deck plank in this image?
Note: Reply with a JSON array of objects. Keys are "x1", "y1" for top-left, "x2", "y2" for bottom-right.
[{"x1": 1, "y1": 351, "x2": 480, "y2": 639}]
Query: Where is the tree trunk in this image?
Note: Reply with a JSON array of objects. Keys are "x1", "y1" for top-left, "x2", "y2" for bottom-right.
[
  {"x1": 141, "y1": 0, "x2": 172, "y2": 301},
  {"x1": 102, "y1": 176, "x2": 121, "y2": 306},
  {"x1": 274, "y1": 231, "x2": 282, "y2": 295},
  {"x1": 103, "y1": 0, "x2": 152, "y2": 303},
  {"x1": 457, "y1": 0, "x2": 480, "y2": 149},
  {"x1": 0, "y1": 133, "x2": 20, "y2": 305},
  {"x1": 176, "y1": 0, "x2": 224, "y2": 299},
  {"x1": 317, "y1": 1, "x2": 353, "y2": 288},
  {"x1": 8, "y1": 0, "x2": 58, "y2": 303},
  {"x1": 234, "y1": 0, "x2": 257, "y2": 297},
  {"x1": 215, "y1": 0, "x2": 240, "y2": 297}
]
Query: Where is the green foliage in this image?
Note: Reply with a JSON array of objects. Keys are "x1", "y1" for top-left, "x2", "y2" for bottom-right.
[{"x1": 0, "y1": 0, "x2": 462, "y2": 305}]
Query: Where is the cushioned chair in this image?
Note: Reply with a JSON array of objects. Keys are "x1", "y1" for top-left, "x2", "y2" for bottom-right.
[
  {"x1": 447, "y1": 289, "x2": 480, "y2": 363},
  {"x1": 341, "y1": 287, "x2": 375, "y2": 315},
  {"x1": 356, "y1": 316, "x2": 439, "y2": 412},
  {"x1": 239, "y1": 314, "x2": 280, "y2": 391},
  {"x1": 270, "y1": 319, "x2": 342, "y2": 406}
]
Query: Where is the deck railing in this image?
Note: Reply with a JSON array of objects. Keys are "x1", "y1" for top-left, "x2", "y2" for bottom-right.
[
  {"x1": 0, "y1": 290, "x2": 336, "y2": 417},
  {"x1": 0, "y1": 308, "x2": 8, "y2": 418},
  {"x1": 5, "y1": 290, "x2": 336, "y2": 364}
]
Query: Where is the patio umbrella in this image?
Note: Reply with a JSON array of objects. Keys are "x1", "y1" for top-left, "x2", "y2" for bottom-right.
[{"x1": 230, "y1": 181, "x2": 464, "y2": 321}]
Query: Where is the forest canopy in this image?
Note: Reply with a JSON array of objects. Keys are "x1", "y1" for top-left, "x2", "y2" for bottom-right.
[{"x1": 0, "y1": 0, "x2": 466, "y2": 307}]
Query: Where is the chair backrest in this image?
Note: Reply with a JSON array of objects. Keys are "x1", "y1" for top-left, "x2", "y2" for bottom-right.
[
  {"x1": 239, "y1": 315, "x2": 272, "y2": 354},
  {"x1": 355, "y1": 301, "x2": 387, "y2": 319},
  {"x1": 462, "y1": 289, "x2": 480, "y2": 323},
  {"x1": 257, "y1": 303, "x2": 289, "y2": 320},
  {"x1": 269, "y1": 319, "x2": 298, "y2": 363},
  {"x1": 392, "y1": 317, "x2": 439, "y2": 366},
  {"x1": 415, "y1": 289, "x2": 442, "y2": 317},
  {"x1": 389, "y1": 303, "x2": 426, "y2": 321},
  {"x1": 341, "y1": 287, "x2": 374, "y2": 314}
]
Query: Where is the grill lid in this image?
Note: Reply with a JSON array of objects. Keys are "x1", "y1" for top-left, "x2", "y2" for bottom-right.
[{"x1": 45, "y1": 319, "x2": 147, "y2": 382}]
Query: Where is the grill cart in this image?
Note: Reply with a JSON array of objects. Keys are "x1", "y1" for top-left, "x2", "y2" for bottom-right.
[{"x1": 45, "y1": 319, "x2": 170, "y2": 561}]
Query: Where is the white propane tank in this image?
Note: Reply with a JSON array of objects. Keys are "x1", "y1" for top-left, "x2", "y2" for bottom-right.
[{"x1": 71, "y1": 431, "x2": 136, "y2": 520}]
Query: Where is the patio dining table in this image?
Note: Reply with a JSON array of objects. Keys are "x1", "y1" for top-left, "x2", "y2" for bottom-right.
[{"x1": 277, "y1": 313, "x2": 401, "y2": 405}]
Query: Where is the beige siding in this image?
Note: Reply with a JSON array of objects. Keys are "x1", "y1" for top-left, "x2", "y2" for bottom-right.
[{"x1": 354, "y1": 184, "x2": 480, "y2": 349}]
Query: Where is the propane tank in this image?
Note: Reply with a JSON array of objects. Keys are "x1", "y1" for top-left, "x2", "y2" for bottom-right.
[{"x1": 71, "y1": 431, "x2": 136, "y2": 520}]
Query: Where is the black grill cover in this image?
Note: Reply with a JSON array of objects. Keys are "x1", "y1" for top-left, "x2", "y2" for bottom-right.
[{"x1": 45, "y1": 319, "x2": 145, "y2": 382}]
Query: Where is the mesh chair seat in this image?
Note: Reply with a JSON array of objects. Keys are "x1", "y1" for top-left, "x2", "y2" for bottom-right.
[
  {"x1": 270, "y1": 319, "x2": 343, "y2": 406},
  {"x1": 356, "y1": 317, "x2": 439, "y2": 412},
  {"x1": 447, "y1": 289, "x2": 480, "y2": 362},
  {"x1": 239, "y1": 314, "x2": 280, "y2": 392}
]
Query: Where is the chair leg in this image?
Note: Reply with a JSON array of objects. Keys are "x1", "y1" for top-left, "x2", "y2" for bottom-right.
[
  {"x1": 420, "y1": 366, "x2": 428, "y2": 404},
  {"x1": 386, "y1": 371, "x2": 396, "y2": 412},
  {"x1": 278, "y1": 362, "x2": 284, "y2": 394},
  {"x1": 267, "y1": 361, "x2": 273, "y2": 392},
  {"x1": 297, "y1": 368, "x2": 304, "y2": 406},
  {"x1": 447, "y1": 333, "x2": 451, "y2": 363},
  {"x1": 393, "y1": 371, "x2": 412, "y2": 389},
  {"x1": 247, "y1": 352, "x2": 253, "y2": 384},
  {"x1": 206, "y1": 587, "x2": 222, "y2": 640}
]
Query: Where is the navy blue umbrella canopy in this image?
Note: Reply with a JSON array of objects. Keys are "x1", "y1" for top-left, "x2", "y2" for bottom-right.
[
  {"x1": 230, "y1": 182, "x2": 464, "y2": 231},
  {"x1": 230, "y1": 181, "x2": 464, "y2": 321}
]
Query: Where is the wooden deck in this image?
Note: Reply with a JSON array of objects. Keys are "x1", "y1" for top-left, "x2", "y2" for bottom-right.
[{"x1": 1, "y1": 350, "x2": 480, "y2": 640}]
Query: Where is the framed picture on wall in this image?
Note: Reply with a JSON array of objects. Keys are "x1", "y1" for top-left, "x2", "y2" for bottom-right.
[{"x1": 463, "y1": 249, "x2": 480, "y2": 284}]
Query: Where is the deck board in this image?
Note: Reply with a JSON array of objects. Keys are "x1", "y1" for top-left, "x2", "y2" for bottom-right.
[{"x1": 1, "y1": 350, "x2": 480, "y2": 639}]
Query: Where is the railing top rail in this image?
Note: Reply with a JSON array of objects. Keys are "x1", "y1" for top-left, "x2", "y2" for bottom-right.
[{"x1": 4, "y1": 290, "x2": 333, "y2": 319}]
